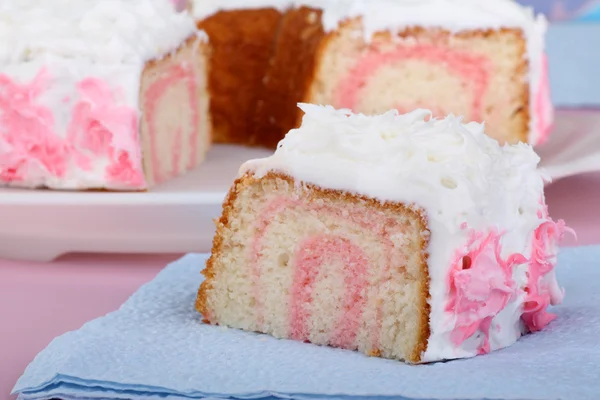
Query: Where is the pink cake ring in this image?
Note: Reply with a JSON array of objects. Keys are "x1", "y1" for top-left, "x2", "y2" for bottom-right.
[
  {"x1": 144, "y1": 64, "x2": 200, "y2": 184},
  {"x1": 291, "y1": 234, "x2": 369, "y2": 349},
  {"x1": 334, "y1": 43, "x2": 491, "y2": 121},
  {"x1": 251, "y1": 196, "x2": 412, "y2": 352}
]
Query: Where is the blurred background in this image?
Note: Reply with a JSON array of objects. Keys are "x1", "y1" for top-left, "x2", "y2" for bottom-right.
[
  {"x1": 521, "y1": 0, "x2": 600, "y2": 21},
  {"x1": 519, "y1": 0, "x2": 600, "y2": 107}
]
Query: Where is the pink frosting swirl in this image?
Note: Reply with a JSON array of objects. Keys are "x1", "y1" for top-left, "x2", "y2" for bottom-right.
[
  {"x1": 0, "y1": 69, "x2": 69, "y2": 182},
  {"x1": 446, "y1": 230, "x2": 527, "y2": 354},
  {"x1": 446, "y1": 205, "x2": 572, "y2": 353},
  {"x1": 67, "y1": 77, "x2": 144, "y2": 188}
]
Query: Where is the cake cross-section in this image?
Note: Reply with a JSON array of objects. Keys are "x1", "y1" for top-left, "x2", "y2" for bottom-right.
[
  {"x1": 0, "y1": 0, "x2": 211, "y2": 190},
  {"x1": 196, "y1": 104, "x2": 570, "y2": 363}
]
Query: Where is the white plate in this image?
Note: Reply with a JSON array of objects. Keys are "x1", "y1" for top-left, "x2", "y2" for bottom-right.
[
  {"x1": 0, "y1": 145, "x2": 272, "y2": 262},
  {"x1": 2, "y1": 110, "x2": 599, "y2": 262}
]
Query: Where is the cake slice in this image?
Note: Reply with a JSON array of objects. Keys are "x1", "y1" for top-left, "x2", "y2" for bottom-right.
[
  {"x1": 256, "y1": 0, "x2": 553, "y2": 147},
  {"x1": 197, "y1": 104, "x2": 570, "y2": 363},
  {"x1": 0, "y1": 0, "x2": 211, "y2": 191}
]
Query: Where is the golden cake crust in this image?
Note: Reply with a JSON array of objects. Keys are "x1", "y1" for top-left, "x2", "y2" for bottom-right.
[{"x1": 196, "y1": 171, "x2": 432, "y2": 363}]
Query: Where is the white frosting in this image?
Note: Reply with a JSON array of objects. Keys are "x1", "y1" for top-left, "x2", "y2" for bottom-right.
[
  {"x1": 241, "y1": 104, "x2": 557, "y2": 361},
  {"x1": 190, "y1": 0, "x2": 548, "y2": 145},
  {"x1": 0, "y1": 0, "x2": 200, "y2": 64}
]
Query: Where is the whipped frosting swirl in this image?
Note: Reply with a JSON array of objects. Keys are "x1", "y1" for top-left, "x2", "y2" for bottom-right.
[{"x1": 242, "y1": 103, "x2": 542, "y2": 232}]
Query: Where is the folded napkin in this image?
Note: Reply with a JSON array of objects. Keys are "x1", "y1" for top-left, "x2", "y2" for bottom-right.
[{"x1": 13, "y1": 246, "x2": 600, "y2": 400}]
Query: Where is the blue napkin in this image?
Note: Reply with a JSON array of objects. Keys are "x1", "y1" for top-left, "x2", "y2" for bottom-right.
[{"x1": 12, "y1": 246, "x2": 600, "y2": 400}]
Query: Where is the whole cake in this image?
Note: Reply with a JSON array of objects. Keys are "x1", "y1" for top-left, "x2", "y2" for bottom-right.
[
  {"x1": 0, "y1": 0, "x2": 211, "y2": 190},
  {"x1": 196, "y1": 104, "x2": 570, "y2": 363},
  {"x1": 191, "y1": 0, "x2": 553, "y2": 148}
]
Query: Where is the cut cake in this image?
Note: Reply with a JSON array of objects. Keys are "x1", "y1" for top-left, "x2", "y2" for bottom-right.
[
  {"x1": 190, "y1": 0, "x2": 553, "y2": 148},
  {"x1": 196, "y1": 104, "x2": 569, "y2": 363}
]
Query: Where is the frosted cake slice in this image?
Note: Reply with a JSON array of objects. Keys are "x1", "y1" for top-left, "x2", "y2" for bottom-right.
[{"x1": 197, "y1": 104, "x2": 569, "y2": 363}]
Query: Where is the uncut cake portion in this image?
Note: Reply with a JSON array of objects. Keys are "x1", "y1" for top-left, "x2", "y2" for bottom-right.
[
  {"x1": 197, "y1": 104, "x2": 569, "y2": 363},
  {"x1": 0, "y1": 0, "x2": 211, "y2": 191}
]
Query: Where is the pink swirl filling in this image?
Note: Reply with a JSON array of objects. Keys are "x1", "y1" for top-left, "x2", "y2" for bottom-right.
[
  {"x1": 290, "y1": 234, "x2": 369, "y2": 349},
  {"x1": 250, "y1": 188, "x2": 573, "y2": 357},
  {"x1": 144, "y1": 64, "x2": 199, "y2": 184},
  {"x1": 252, "y1": 196, "x2": 410, "y2": 351},
  {"x1": 334, "y1": 44, "x2": 490, "y2": 121}
]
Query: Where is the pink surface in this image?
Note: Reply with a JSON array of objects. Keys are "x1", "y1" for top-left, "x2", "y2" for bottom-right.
[
  {"x1": 0, "y1": 253, "x2": 180, "y2": 400},
  {"x1": 1, "y1": 173, "x2": 599, "y2": 399}
]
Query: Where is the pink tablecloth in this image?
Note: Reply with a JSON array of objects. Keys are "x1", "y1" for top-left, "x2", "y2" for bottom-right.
[{"x1": 1, "y1": 173, "x2": 599, "y2": 400}]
